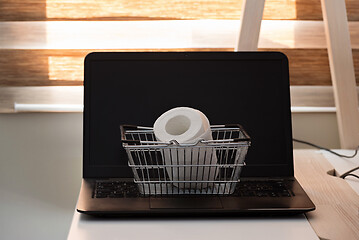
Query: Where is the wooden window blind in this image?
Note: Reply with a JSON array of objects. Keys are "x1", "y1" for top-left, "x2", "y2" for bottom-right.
[
  {"x1": 0, "y1": 0, "x2": 358, "y2": 112},
  {"x1": 2, "y1": 0, "x2": 359, "y2": 21}
]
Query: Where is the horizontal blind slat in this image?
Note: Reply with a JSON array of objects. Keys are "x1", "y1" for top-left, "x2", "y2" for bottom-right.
[
  {"x1": 0, "y1": 49, "x2": 358, "y2": 86},
  {"x1": 1, "y1": 20, "x2": 359, "y2": 50},
  {"x1": 1, "y1": 0, "x2": 359, "y2": 21}
]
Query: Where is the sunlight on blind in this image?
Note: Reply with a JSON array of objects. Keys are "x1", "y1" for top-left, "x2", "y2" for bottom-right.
[
  {"x1": 45, "y1": 0, "x2": 297, "y2": 20},
  {"x1": 48, "y1": 57, "x2": 83, "y2": 81}
]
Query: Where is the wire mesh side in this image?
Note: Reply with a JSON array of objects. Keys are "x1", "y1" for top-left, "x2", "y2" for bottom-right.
[{"x1": 122, "y1": 126, "x2": 250, "y2": 195}]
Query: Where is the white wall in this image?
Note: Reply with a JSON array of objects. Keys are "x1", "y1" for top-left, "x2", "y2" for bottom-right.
[
  {"x1": 0, "y1": 113, "x2": 82, "y2": 240},
  {"x1": 0, "y1": 112, "x2": 339, "y2": 239},
  {"x1": 292, "y1": 112, "x2": 340, "y2": 149}
]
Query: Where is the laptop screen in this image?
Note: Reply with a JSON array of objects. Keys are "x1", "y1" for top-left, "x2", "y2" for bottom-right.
[{"x1": 83, "y1": 52, "x2": 294, "y2": 178}]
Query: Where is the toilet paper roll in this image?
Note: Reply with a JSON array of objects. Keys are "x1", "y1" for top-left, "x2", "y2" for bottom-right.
[
  {"x1": 153, "y1": 107, "x2": 218, "y2": 190},
  {"x1": 153, "y1": 107, "x2": 210, "y2": 144}
]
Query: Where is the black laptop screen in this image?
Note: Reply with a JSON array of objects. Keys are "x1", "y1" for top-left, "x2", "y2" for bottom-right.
[{"x1": 84, "y1": 52, "x2": 293, "y2": 178}]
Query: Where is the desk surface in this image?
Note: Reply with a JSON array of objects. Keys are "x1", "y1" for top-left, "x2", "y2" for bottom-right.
[
  {"x1": 68, "y1": 211, "x2": 318, "y2": 240},
  {"x1": 294, "y1": 150, "x2": 359, "y2": 240},
  {"x1": 68, "y1": 150, "x2": 359, "y2": 240}
]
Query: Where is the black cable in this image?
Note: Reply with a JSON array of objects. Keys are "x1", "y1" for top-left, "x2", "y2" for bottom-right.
[
  {"x1": 293, "y1": 138, "x2": 359, "y2": 158},
  {"x1": 292, "y1": 138, "x2": 359, "y2": 179},
  {"x1": 339, "y1": 166, "x2": 359, "y2": 179},
  {"x1": 342, "y1": 173, "x2": 359, "y2": 180}
]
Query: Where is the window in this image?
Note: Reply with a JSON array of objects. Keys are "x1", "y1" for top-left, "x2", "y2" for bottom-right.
[{"x1": 0, "y1": 0, "x2": 358, "y2": 112}]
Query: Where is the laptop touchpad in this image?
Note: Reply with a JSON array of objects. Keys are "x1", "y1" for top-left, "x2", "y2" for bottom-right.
[{"x1": 150, "y1": 197, "x2": 223, "y2": 209}]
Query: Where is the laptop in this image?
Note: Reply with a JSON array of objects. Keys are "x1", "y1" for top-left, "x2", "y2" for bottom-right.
[{"x1": 77, "y1": 51, "x2": 315, "y2": 216}]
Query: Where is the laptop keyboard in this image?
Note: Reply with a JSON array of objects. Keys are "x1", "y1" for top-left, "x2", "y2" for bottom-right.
[
  {"x1": 93, "y1": 180, "x2": 294, "y2": 198},
  {"x1": 235, "y1": 181, "x2": 293, "y2": 197},
  {"x1": 94, "y1": 181, "x2": 140, "y2": 198}
]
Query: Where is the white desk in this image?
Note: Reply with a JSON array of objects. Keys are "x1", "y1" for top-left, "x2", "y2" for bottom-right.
[
  {"x1": 68, "y1": 150, "x2": 359, "y2": 240},
  {"x1": 68, "y1": 211, "x2": 319, "y2": 240}
]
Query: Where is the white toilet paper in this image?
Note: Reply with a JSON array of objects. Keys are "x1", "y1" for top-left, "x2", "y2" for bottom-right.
[
  {"x1": 153, "y1": 107, "x2": 218, "y2": 190},
  {"x1": 154, "y1": 107, "x2": 210, "y2": 144}
]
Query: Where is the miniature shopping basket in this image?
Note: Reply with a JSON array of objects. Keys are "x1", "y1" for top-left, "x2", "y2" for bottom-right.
[{"x1": 120, "y1": 124, "x2": 251, "y2": 196}]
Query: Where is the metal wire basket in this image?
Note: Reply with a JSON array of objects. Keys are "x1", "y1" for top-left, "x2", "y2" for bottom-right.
[{"x1": 120, "y1": 124, "x2": 251, "y2": 196}]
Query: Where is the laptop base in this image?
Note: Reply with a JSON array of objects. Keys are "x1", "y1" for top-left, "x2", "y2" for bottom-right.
[{"x1": 77, "y1": 178, "x2": 315, "y2": 216}]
